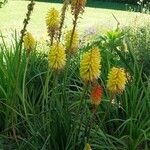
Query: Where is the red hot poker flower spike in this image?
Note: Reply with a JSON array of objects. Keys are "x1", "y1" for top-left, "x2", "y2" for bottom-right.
[{"x1": 91, "y1": 84, "x2": 103, "y2": 106}]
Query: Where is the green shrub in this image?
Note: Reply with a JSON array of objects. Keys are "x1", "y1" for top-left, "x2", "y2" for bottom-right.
[{"x1": 124, "y1": 24, "x2": 150, "y2": 77}]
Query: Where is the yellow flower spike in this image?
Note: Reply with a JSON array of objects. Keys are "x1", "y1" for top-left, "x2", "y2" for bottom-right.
[
  {"x1": 23, "y1": 32, "x2": 35, "y2": 50},
  {"x1": 107, "y1": 67, "x2": 127, "y2": 94},
  {"x1": 48, "y1": 42, "x2": 66, "y2": 70},
  {"x1": 65, "y1": 30, "x2": 79, "y2": 54},
  {"x1": 80, "y1": 47, "x2": 101, "y2": 82},
  {"x1": 83, "y1": 143, "x2": 92, "y2": 150},
  {"x1": 46, "y1": 8, "x2": 60, "y2": 33}
]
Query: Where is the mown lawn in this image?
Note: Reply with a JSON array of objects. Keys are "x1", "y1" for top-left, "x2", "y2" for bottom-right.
[{"x1": 0, "y1": 1, "x2": 150, "y2": 37}]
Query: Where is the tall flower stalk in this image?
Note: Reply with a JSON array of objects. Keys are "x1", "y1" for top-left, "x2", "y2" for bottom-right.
[
  {"x1": 69, "y1": 0, "x2": 86, "y2": 55},
  {"x1": 79, "y1": 47, "x2": 101, "y2": 112},
  {"x1": 13, "y1": 0, "x2": 35, "y2": 140},
  {"x1": 62, "y1": 0, "x2": 86, "y2": 107},
  {"x1": 17, "y1": 0, "x2": 35, "y2": 82},
  {"x1": 19, "y1": 0, "x2": 35, "y2": 58},
  {"x1": 58, "y1": 0, "x2": 69, "y2": 41},
  {"x1": 48, "y1": 42, "x2": 66, "y2": 99},
  {"x1": 46, "y1": 8, "x2": 60, "y2": 45},
  {"x1": 65, "y1": 29, "x2": 79, "y2": 55},
  {"x1": 102, "y1": 67, "x2": 127, "y2": 122},
  {"x1": 86, "y1": 83, "x2": 103, "y2": 142},
  {"x1": 72, "y1": 47, "x2": 101, "y2": 149}
]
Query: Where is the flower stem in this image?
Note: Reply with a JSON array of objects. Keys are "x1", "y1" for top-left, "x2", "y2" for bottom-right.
[
  {"x1": 102, "y1": 93, "x2": 115, "y2": 123},
  {"x1": 58, "y1": 0, "x2": 69, "y2": 42}
]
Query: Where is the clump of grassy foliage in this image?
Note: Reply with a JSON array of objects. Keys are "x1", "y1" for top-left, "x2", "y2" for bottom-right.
[{"x1": 0, "y1": 0, "x2": 150, "y2": 150}]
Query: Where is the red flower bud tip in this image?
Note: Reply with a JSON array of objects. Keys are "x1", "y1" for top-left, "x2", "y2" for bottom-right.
[{"x1": 91, "y1": 84, "x2": 103, "y2": 106}]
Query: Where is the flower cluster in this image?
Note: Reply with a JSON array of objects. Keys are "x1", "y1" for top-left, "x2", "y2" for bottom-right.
[
  {"x1": 45, "y1": 4, "x2": 128, "y2": 115},
  {"x1": 107, "y1": 67, "x2": 127, "y2": 94},
  {"x1": 65, "y1": 30, "x2": 79, "y2": 54},
  {"x1": 80, "y1": 47, "x2": 101, "y2": 83},
  {"x1": 46, "y1": 8, "x2": 60, "y2": 41},
  {"x1": 23, "y1": 32, "x2": 35, "y2": 51},
  {"x1": 71, "y1": 0, "x2": 86, "y2": 15},
  {"x1": 48, "y1": 42, "x2": 66, "y2": 70}
]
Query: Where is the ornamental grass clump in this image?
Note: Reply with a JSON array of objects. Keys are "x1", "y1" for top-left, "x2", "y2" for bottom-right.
[
  {"x1": 77, "y1": 47, "x2": 101, "y2": 143},
  {"x1": 48, "y1": 42, "x2": 66, "y2": 70},
  {"x1": 80, "y1": 47, "x2": 101, "y2": 83},
  {"x1": 65, "y1": 29, "x2": 79, "y2": 54},
  {"x1": 46, "y1": 8, "x2": 60, "y2": 45},
  {"x1": 107, "y1": 67, "x2": 127, "y2": 94}
]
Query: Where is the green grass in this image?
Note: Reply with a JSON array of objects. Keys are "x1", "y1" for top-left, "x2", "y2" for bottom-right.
[{"x1": 0, "y1": 1, "x2": 150, "y2": 38}]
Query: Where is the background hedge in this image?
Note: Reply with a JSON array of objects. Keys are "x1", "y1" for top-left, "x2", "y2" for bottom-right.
[
  {"x1": 35, "y1": 0, "x2": 149, "y2": 5},
  {"x1": 90, "y1": 0, "x2": 149, "y2": 5}
]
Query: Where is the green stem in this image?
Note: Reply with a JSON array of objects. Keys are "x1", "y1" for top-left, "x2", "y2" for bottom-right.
[
  {"x1": 86, "y1": 105, "x2": 97, "y2": 143},
  {"x1": 102, "y1": 93, "x2": 115, "y2": 123},
  {"x1": 22, "y1": 56, "x2": 30, "y2": 119},
  {"x1": 41, "y1": 69, "x2": 52, "y2": 116},
  {"x1": 62, "y1": 55, "x2": 71, "y2": 108},
  {"x1": 58, "y1": 0, "x2": 69, "y2": 42},
  {"x1": 73, "y1": 84, "x2": 88, "y2": 150}
]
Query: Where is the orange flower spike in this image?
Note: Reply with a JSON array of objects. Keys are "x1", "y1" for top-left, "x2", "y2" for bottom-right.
[{"x1": 91, "y1": 84, "x2": 103, "y2": 106}]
